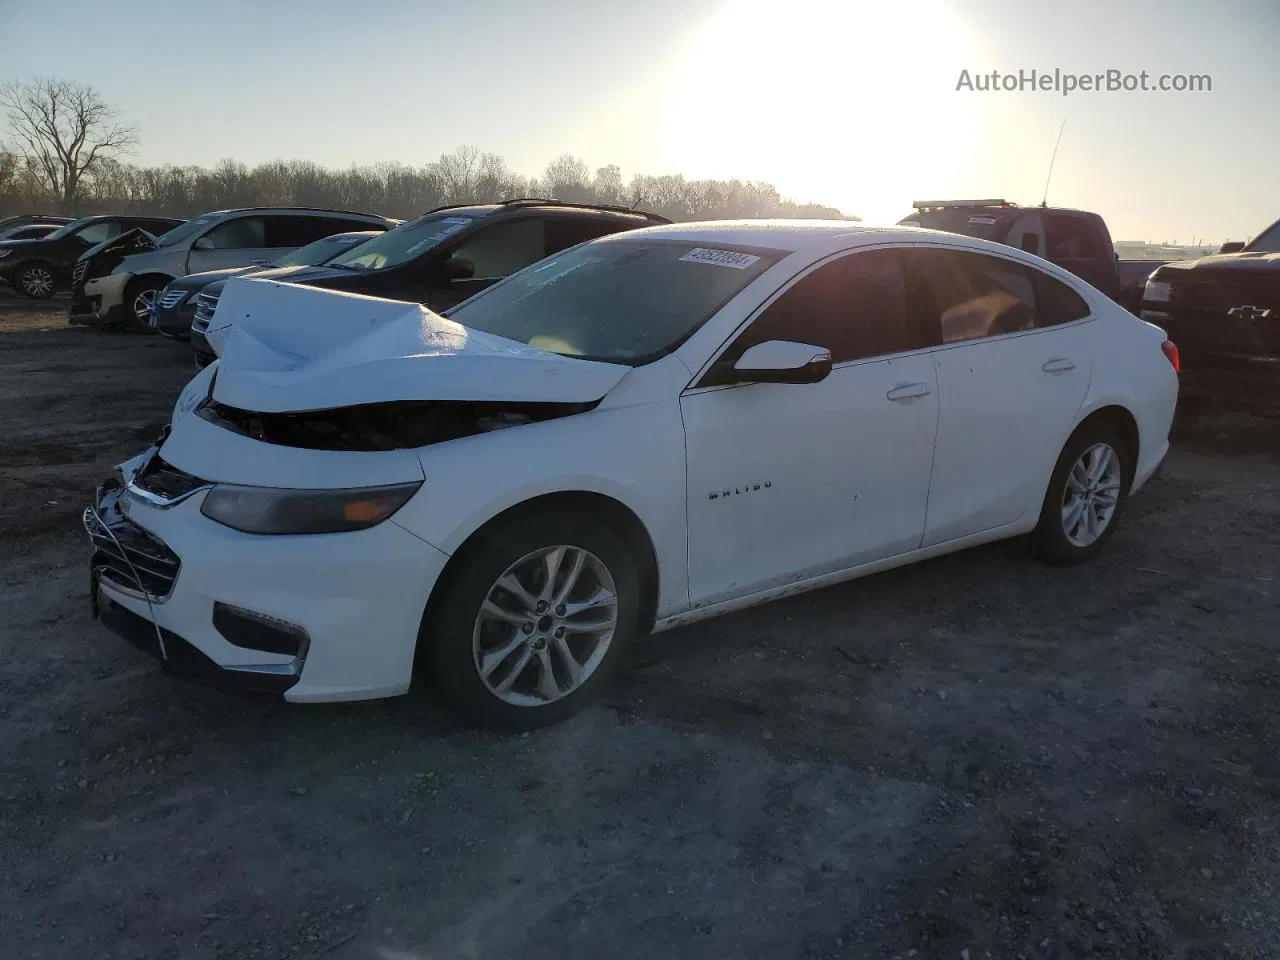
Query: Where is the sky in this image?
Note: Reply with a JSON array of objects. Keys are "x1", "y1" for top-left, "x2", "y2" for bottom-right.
[{"x1": 1, "y1": 0, "x2": 1276, "y2": 244}]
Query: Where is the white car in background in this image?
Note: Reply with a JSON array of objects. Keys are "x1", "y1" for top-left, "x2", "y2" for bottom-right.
[{"x1": 85, "y1": 221, "x2": 1179, "y2": 730}]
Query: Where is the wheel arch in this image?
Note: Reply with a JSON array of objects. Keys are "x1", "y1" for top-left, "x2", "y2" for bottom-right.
[
  {"x1": 417, "y1": 490, "x2": 662, "y2": 656},
  {"x1": 1066, "y1": 402, "x2": 1140, "y2": 489}
]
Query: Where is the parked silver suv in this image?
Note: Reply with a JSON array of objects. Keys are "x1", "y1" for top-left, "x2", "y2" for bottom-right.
[{"x1": 73, "y1": 206, "x2": 397, "y2": 329}]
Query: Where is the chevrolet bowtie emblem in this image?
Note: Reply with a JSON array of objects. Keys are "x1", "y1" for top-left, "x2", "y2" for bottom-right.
[{"x1": 1226, "y1": 305, "x2": 1272, "y2": 321}]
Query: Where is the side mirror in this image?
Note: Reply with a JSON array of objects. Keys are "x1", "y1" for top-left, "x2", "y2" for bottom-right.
[
  {"x1": 442, "y1": 257, "x2": 475, "y2": 281},
  {"x1": 193, "y1": 236, "x2": 215, "y2": 251},
  {"x1": 1218, "y1": 241, "x2": 1245, "y2": 254},
  {"x1": 731, "y1": 340, "x2": 832, "y2": 385}
]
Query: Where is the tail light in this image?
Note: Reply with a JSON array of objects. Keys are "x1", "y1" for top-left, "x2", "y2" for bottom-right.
[{"x1": 1161, "y1": 340, "x2": 1180, "y2": 373}]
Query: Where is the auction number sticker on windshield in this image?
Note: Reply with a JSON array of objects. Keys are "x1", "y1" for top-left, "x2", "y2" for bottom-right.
[
  {"x1": 405, "y1": 219, "x2": 473, "y2": 256},
  {"x1": 967, "y1": 216, "x2": 998, "y2": 225},
  {"x1": 678, "y1": 247, "x2": 761, "y2": 269}
]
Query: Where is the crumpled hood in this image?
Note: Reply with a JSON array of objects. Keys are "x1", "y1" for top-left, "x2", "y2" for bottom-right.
[{"x1": 208, "y1": 276, "x2": 632, "y2": 413}]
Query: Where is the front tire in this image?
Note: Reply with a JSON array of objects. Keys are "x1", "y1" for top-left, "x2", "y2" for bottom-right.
[
  {"x1": 124, "y1": 279, "x2": 163, "y2": 333},
  {"x1": 422, "y1": 510, "x2": 640, "y2": 731},
  {"x1": 15, "y1": 262, "x2": 57, "y2": 299},
  {"x1": 1033, "y1": 422, "x2": 1131, "y2": 565}
]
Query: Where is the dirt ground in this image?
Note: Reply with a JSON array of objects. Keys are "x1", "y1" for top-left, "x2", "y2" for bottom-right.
[{"x1": 2, "y1": 290, "x2": 1278, "y2": 960}]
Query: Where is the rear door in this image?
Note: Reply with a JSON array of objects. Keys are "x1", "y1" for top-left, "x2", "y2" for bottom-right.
[
  {"x1": 427, "y1": 218, "x2": 549, "y2": 311},
  {"x1": 908, "y1": 247, "x2": 1094, "y2": 545}
]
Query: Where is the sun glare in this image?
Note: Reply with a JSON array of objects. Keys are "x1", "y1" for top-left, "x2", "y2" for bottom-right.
[{"x1": 656, "y1": 0, "x2": 983, "y2": 222}]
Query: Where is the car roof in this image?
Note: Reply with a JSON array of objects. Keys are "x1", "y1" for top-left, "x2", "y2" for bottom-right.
[
  {"x1": 600, "y1": 219, "x2": 890, "y2": 252},
  {"x1": 197, "y1": 207, "x2": 397, "y2": 221}
]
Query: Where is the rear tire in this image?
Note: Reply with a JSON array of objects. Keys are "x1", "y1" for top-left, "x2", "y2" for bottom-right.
[
  {"x1": 1032, "y1": 422, "x2": 1131, "y2": 566},
  {"x1": 15, "y1": 262, "x2": 57, "y2": 299},
  {"x1": 422, "y1": 510, "x2": 640, "y2": 731}
]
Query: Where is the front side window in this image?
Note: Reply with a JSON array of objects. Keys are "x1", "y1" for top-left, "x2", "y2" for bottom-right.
[
  {"x1": 201, "y1": 217, "x2": 266, "y2": 250},
  {"x1": 448, "y1": 238, "x2": 781, "y2": 364},
  {"x1": 723, "y1": 249, "x2": 934, "y2": 368},
  {"x1": 448, "y1": 220, "x2": 547, "y2": 279},
  {"x1": 75, "y1": 221, "x2": 119, "y2": 245}
]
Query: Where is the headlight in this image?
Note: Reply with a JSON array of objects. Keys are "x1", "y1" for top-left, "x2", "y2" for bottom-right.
[
  {"x1": 200, "y1": 481, "x2": 422, "y2": 535},
  {"x1": 1144, "y1": 279, "x2": 1173, "y2": 303}
]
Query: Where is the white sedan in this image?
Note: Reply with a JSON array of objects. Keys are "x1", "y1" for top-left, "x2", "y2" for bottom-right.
[{"x1": 85, "y1": 221, "x2": 1179, "y2": 729}]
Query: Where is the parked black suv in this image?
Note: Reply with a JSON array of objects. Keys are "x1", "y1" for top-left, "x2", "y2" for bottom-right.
[
  {"x1": 1140, "y1": 216, "x2": 1280, "y2": 420},
  {"x1": 191, "y1": 199, "x2": 671, "y2": 365},
  {"x1": 0, "y1": 214, "x2": 183, "y2": 299}
]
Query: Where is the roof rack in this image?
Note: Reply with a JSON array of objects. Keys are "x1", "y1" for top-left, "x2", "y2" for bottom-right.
[
  {"x1": 497, "y1": 197, "x2": 672, "y2": 223},
  {"x1": 912, "y1": 199, "x2": 1016, "y2": 210}
]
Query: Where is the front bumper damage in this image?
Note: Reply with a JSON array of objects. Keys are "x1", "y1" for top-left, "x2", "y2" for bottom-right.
[
  {"x1": 71, "y1": 272, "x2": 132, "y2": 328},
  {"x1": 84, "y1": 432, "x2": 446, "y2": 703}
]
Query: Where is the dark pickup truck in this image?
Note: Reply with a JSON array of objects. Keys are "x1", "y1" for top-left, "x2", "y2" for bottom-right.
[
  {"x1": 899, "y1": 200, "x2": 1169, "y2": 313},
  {"x1": 1140, "y1": 218, "x2": 1280, "y2": 419}
]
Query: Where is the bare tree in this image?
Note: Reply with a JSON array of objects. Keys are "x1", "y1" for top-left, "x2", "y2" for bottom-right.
[{"x1": 0, "y1": 77, "x2": 137, "y2": 214}]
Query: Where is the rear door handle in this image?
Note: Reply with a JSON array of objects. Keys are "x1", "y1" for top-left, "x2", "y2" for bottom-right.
[
  {"x1": 886, "y1": 382, "x2": 932, "y2": 402},
  {"x1": 1042, "y1": 358, "x2": 1077, "y2": 374}
]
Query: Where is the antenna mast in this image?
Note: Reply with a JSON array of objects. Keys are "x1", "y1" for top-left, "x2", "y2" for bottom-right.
[{"x1": 1041, "y1": 119, "x2": 1067, "y2": 207}]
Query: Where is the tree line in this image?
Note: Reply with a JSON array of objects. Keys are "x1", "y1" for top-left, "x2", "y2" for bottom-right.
[{"x1": 0, "y1": 78, "x2": 854, "y2": 224}]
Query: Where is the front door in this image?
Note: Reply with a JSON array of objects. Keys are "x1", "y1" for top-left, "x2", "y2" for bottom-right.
[{"x1": 681, "y1": 247, "x2": 941, "y2": 607}]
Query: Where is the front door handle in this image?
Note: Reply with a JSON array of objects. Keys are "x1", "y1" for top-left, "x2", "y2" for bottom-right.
[
  {"x1": 886, "y1": 382, "x2": 932, "y2": 402},
  {"x1": 1042, "y1": 358, "x2": 1077, "y2": 374}
]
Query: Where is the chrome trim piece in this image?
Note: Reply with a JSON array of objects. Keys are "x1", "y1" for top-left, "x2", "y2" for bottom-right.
[{"x1": 125, "y1": 478, "x2": 213, "y2": 509}]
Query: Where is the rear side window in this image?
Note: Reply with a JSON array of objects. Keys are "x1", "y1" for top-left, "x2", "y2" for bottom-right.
[
  {"x1": 1032, "y1": 271, "x2": 1092, "y2": 325},
  {"x1": 545, "y1": 217, "x2": 633, "y2": 255},
  {"x1": 202, "y1": 217, "x2": 266, "y2": 250},
  {"x1": 726, "y1": 249, "x2": 934, "y2": 366},
  {"x1": 910, "y1": 249, "x2": 1091, "y2": 341},
  {"x1": 263, "y1": 216, "x2": 345, "y2": 248},
  {"x1": 910, "y1": 249, "x2": 1038, "y2": 342},
  {"x1": 448, "y1": 219, "x2": 547, "y2": 279},
  {"x1": 1044, "y1": 214, "x2": 1105, "y2": 260}
]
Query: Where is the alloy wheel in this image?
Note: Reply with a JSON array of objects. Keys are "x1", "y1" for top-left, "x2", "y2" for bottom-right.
[
  {"x1": 20, "y1": 266, "x2": 54, "y2": 298},
  {"x1": 471, "y1": 544, "x2": 619, "y2": 707},
  {"x1": 133, "y1": 288, "x2": 158, "y2": 322},
  {"x1": 1061, "y1": 442, "x2": 1122, "y2": 547}
]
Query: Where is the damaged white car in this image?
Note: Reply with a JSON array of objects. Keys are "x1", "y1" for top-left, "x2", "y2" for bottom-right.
[{"x1": 85, "y1": 221, "x2": 1179, "y2": 729}]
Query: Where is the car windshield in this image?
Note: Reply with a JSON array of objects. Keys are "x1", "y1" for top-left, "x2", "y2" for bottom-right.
[
  {"x1": 898, "y1": 209, "x2": 1007, "y2": 241},
  {"x1": 43, "y1": 217, "x2": 97, "y2": 240},
  {"x1": 447, "y1": 238, "x2": 782, "y2": 365},
  {"x1": 153, "y1": 216, "x2": 219, "y2": 248},
  {"x1": 329, "y1": 214, "x2": 475, "y2": 270},
  {"x1": 270, "y1": 233, "x2": 376, "y2": 268},
  {"x1": 1244, "y1": 220, "x2": 1280, "y2": 253}
]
